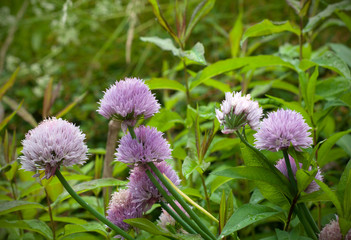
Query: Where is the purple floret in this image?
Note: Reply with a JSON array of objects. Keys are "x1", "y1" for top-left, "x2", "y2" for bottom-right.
[
  {"x1": 19, "y1": 118, "x2": 88, "y2": 179},
  {"x1": 115, "y1": 125, "x2": 172, "y2": 165},
  {"x1": 254, "y1": 109, "x2": 312, "y2": 151},
  {"x1": 97, "y1": 77, "x2": 160, "y2": 130}
]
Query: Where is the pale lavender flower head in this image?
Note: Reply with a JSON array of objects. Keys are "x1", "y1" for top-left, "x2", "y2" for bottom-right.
[
  {"x1": 106, "y1": 189, "x2": 143, "y2": 232},
  {"x1": 19, "y1": 118, "x2": 88, "y2": 179},
  {"x1": 97, "y1": 77, "x2": 160, "y2": 130},
  {"x1": 254, "y1": 109, "x2": 312, "y2": 151},
  {"x1": 275, "y1": 155, "x2": 323, "y2": 193},
  {"x1": 216, "y1": 91, "x2": 262, "y2": 134},
  {"x1": 158, "y1": 201, "x2": 189, "y2": 233},
  {"x1": 115, "y1": 125, "x2": 171, "y2": 165},
  {"x1": 128, "y1": 161, "x2": 181, "y2": 212},
  {"x1": 319, "y1": 217, "x2": 351, "y2": 240}
]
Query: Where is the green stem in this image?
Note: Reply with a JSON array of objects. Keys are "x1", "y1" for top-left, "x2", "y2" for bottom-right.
[
  {"x1": 295, "y1": 205, "x2": 317, "y2": 240},
  {"x1": 147, "y1": 162, "x2": 216, "y2": 240},
  {"x1": 160, "y1": 201, "x2": 195, "y2": 234},
  {"x1": 44, "y1": 188, "x2": 56, "y2": 240},
  {"x1": 145, "y1": 169, "x2": 209, "y2": 238},
  {"x1": 55, "y1": 170, "x2": 134, "y2": 240},
  {"x1": 127, "y1": 125, "x2": 136, "y2": 139},
  {"x1": 282, "y1": 149, "x2": 297, "y2": 194},
  {"x1": 299, "y1": 203, "x2": 320, "y2": 234},
  {"x1": 200, "y1": 173, "x2": 211, "y2": 213}
]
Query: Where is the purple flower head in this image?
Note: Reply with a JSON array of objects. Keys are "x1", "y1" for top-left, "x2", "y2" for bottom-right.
[
  {"x1": 275, "y1": 155, "x2": 323, "y2": 193},
  {"x1": 319, "y1": 217, "x2": 351, "y2": 240},
  {"x1": 97, "y1": 77, "x2": 160, "y2": 130},
  {"x1": 115, "y1": 126, "x2": 172, "y2": 165},
  {"x1": 19, "y1": 118, "x2": 88, "y2": 179},
  {"x1": 158, "y1": 201, "x2": 189, "y2": 233},
  {"x1": 128, "y1": 161, "x2": 180, "y2": 212},
  {"x1": 106, "y1": 189, "x2": 143, "y2": 232},
  {"x1": 254, "y1": 109, "x2": 312, "y2": 151},
  {"x1": 216, "y1": 91, "x2": 262, "y2": 134}
]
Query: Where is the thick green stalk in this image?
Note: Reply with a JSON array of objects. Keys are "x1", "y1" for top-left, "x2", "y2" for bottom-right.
[
  {"x1": 145, "y1": 170, "x2": 209, "y2": 238},
  {"x1": 55, "y1": 170, "x2": 134, "y2": 240},
  {"x1": 294, "y1": 205, "x2": 317, "y2": 240},
  {"x1": 160, "y1": 201, "x2": 195, "y2": 234},
  {"x1": 282, "y1": 149, "x2": 298, "y2": 194},
  {"x1": 127, "y1": 125, "x2": 136, "y2": 139},
  {"x1": 147, "y1": 162, "x2": 216, "y2": 240},
  {"x1": 298, "y1": 203, "x2": 320, "y2": 234}
]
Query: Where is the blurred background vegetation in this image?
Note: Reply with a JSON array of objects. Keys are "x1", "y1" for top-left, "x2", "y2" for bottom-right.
[{"x1": 1, "y1": 0, "x2": 349, "y2": 148}]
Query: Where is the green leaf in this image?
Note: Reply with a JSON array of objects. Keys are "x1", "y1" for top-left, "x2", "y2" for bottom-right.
[
  {"x1": 202, "y1": 78, "x2": 231, "y2": 93},
  {"x1": 146, "y1": 78, "x2": 186, "y2": 92},
  {"x1": 212, "y1": 166, "x2": 291, "y2": 196},
  {"x1": 141, "y1": 37, "x2": 206, "y2": 65},
  {"x1": 220, "y1": 204, "x2": 280, "y2": 237},
  {"x1": 219, "y1": 191, "x2": 226, "y2": 233},
  {"x1": 336, "y1": 10, "x2": 351, "y2": 32},
  {"x1": 0, "y1": 219, "x2": 52, "y2": 239},
  {"x1": 2, "y1": 96, "x2": 37, "y2": 127},
  {"x1": 124, "y1": 218, "x2": 168, "y2": 236},
  {"x1": 303, "y1": 0, "x2": 351, "y2": 33},
  {"x1": 318, "y1": 129, "x2": 351, "y2": 167},
  {"x1": 306, "y1": 67, "x2": 318, "y2": 115},
  {"x1": 147, "y1": 108, "x2": 184, "y2": 132},
  {"x1": 39, "y1": 216, "x2": 87, "y2": 225},
  {"x1": 182, "y1": 156, "x2": 198, "y2": 179},
  {"x1": 0, "y1": 67, "x2": 19, "y2": 100},
  {"x1": 312, "y1": 51, "x2": 350, "y2": 79},
  {"x1": 316, "y1": 77, "x2": 351, "y2": 99},
  {"x1": 241, "y1": 19, "x2": 299, "y2": 46},
  {"x1": 329, "y1": 43, "x2": 351, "y2": 67},
  {"x1": 0, "y1": 200, "x2": 45, "y2": 215},
  {"x1": 190, "y1": 55, "x2": 294, "y2": 90},
  {"x1": 229, "y1": 12, "x2": 243, "y2": 58},
  {"x1": 53, "y1": 178, "x2": 126, "y2": 205},
  {"x1": 316, "y1": 179, "x2": 342, "y2": 216},
  {"x1": 210, "y1": 175, "x2": 232, "y2": 194},
  {"x1": 0, "y1": 99, "x2": 23, "y2": 132},
  {"x1": 185, "y1": 0, "x2": 215, "y2": 40},
  {"x1": 296, "y1": 169, "x2": 317, "y2": 194},
  {"x1": 59, "y1": 222, "x2": 107, "y2": 239}
]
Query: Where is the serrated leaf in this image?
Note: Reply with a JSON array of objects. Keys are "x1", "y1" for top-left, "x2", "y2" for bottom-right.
[
  {"x1": 146, "y1": 78, "x2": 186, "y2": 92},
  {"x1": 241, "y1": 19, "x2": 299, "y2": 46},
  {"x1": 220, "y1": 204, "x2": 280, "y2": 237},
  {"x1": 0, "y1": 200, "x2": 45, "y2": 215},
  {"x1": 53, "y1": 178, "x2": 126, "y2": 205},
  {"x1": 312, "y1": 51, "x2": 350, "y2": 79},
  {"x1": 0, "y1": 219, "x2": 52, "y2": 239},
  {"x1": 182, "y1": 156, "x2": 198, "y2": 179}
]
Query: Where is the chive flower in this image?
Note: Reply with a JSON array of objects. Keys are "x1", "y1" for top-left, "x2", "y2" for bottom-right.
[
  {"x1": 319, "y1": 217, "x2": 351, "y2": 240},
  {"x1": 106, "y1": 189, "x2": 143, "y2": 232},
  {"x1": 275, "y1": 155, "x2": 323, "y2": 193},
  {"x1": 215, "y1": 91, "x2": 262, "y2": 134},
  {"x1": 127, "y1": 161, "x2": 180, "y2": 211},
  {"x1": 97, "y1": 77, "x2": 160, "y2": 130},
  {"x1": 19, "y1": 118, "x2": 88, "y2": 179},
  {"x1": 115, "y1": 125, "x2": 171, "y2": 165},
  {"x1": 254, "y1": 109, "x2": 312, "y2": 151}
]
